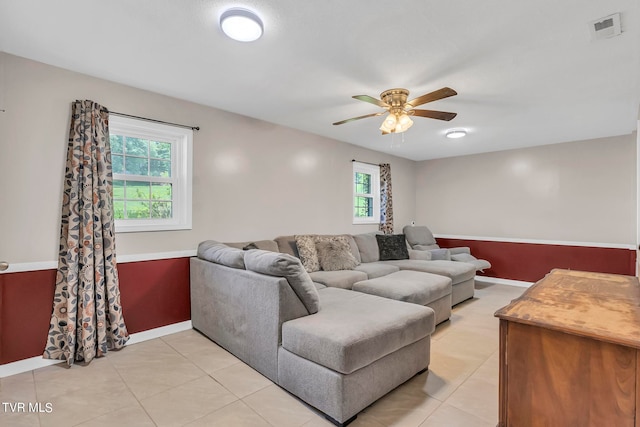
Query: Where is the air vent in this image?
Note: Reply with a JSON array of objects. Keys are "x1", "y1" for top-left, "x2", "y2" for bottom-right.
[{"x1": 590, "y1": 13, "x2": 622, "y2": 40}]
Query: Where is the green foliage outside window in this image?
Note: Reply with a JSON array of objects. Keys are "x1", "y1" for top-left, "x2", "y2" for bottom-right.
[
  {"x1": 111, "y1": 134, "x2": 173, "y2": 220},
  {"x1": 354, "y1": 172, "x2": 373, "y2": 218},
  {"x1": 354, "y1": 196, "x2": 373, "y2": 218},
  {"x1": 354, "y1": 172, "x2": 371, "y2": 194}
]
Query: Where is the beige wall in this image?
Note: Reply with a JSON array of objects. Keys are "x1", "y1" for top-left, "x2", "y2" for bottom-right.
[
  {"x1": 0, "y1": 53, "x2": 416, "y2": 263},
  {"x1": 415, "y1": 134, "x2": 637, "y2": 245},
  {"x1": 1, "y1": 51, "x2": 636, "y2": 265}
]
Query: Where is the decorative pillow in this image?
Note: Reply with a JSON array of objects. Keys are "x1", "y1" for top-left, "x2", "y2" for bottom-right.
[
  {"x1": 376, "y1": 234, "x2": 410, "y2": 261},
  {"x1": 409, "y1": 249, "x2": 432, "y2": 261},
  {"x1": 295, "y1": 234, "x2": 320, "y2": 273},
  {"x1": 414, "y1": 244, "x2": 440, "y2": 251},
  {"x1": 242, "y1": 242, "x2": 259, "y2": 250},
  {"x1": 244, "y1": 249, "x2": 319, "y2": 314},
  {"x1": 429, "y1": 248, "x2": 452, "y2": 261},
  {"x1": 339, "y1": 234, "x2": 362, "y2": 264},
  {"x1": 316, "y1": 239, "x2": 359, "y2": 271}
]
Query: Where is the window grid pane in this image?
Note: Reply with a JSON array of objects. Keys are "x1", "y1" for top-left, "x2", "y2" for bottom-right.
[
  {"x1": 112, "y1": 180, "x2": 173, "y2": 220},
  {"x1": 354, "y1": 196, "x2": 373, "y2": 218},
  {"x1": 112, "y1": 132, "x2": 175, "y2": 221},
  {"x1": 110, "y1": 135, "x2": 124, "y2": 154},
  {"x1": 354, "y1": 172, "x2": 371, "y2": 195},
  {"x1": 115, "y1": 134, "x2": 173, "y2": 178}
]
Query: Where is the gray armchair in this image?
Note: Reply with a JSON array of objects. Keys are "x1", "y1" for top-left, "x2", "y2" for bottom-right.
[{"x1": 403, "y1": 225, "x2": 491, "y2": 272}]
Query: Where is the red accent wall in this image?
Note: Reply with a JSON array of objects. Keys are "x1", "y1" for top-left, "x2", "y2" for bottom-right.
[
  {"x1": 0, "y1": 258, "x2": 191, "y2": 365},
  {"x1": 437, "y1": 238, "x2": 637, "y2": 283}
]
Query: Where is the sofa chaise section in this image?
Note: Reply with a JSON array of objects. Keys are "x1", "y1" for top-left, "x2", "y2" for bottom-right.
[
  {"x1": 352, "y1": 232, "x2": 476, "y2": 306},
  {"x1": 279, "y1": 287, "x2": 434, "y2": 424},
  {"x1": 191, "y1": 242, "x2": 436, "y2": 426},
  {"x1": 403, "y1": 225, "x2": 492, "y2": 272}
]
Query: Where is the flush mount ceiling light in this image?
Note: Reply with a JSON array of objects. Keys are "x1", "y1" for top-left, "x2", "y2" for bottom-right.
[
  {"x1": 446, "y1": 129, "x2": 467, "y2": 139},
  {"x1": 220, "y1": 8, "x2": 263, "y2": 42}
]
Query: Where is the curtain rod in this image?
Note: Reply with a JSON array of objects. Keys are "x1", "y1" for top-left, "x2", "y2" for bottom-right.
[
  {"x1": 352, "y1": 159, "x2": 382, "y2": 167},
  {"x1": 109, "y1": 111, "x2": 200, "y2": 131}
]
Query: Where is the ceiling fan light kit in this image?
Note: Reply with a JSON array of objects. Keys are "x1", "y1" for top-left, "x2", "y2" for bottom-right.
[
  {"x1": 220, "y1": 8, "x2": 264, "y2": 42},
  {"x1": 334, "y1": 87, "x2": 458, "y2": 135},
  {"x1": 379, "y1": 111, "x2": 414, "y2": 134}
]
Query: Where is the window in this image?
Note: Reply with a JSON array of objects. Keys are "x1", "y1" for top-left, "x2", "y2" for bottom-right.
[
  {"x1": 109, "y1": 116, "x2": 192, "y2": 232},
  {"x1": 353, "y1": 162, "x2": 380, "y2": 224}
]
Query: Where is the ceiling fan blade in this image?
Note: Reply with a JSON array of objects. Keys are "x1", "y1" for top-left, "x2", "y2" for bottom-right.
[
  {"x1": 353, "y1": 95, "x2": 389, "y2": 108},
  {"x1": 333, "y1": 112, "x2": 385, "y2": 126},
  {"x1": 412, "y1": 109, "x2": 457, "y2": 121},
  {"x1": 407, "y1": 87, "x2": 457, "y2": 107}
]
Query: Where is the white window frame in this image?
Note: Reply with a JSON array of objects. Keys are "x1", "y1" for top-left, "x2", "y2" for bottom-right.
[
  {"x1": 109, "y1": 115, "x2": 192, "y2": 233},
  {"x1": 352, "y1": 162, "x2": 380, "y2": 224}
]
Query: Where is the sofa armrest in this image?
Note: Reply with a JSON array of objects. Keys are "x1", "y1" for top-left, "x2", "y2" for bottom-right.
[
  {"x1": 190, "y1": 258, "x2": 308, "y2": 382},
  {"x1": 449, "y1": 247, "x2": 471, "y2": 255}
]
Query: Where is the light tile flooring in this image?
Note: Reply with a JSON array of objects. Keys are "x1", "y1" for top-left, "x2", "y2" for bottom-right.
[{"x1": 0, "y1": 282, "x2": 524, "y2": 427}]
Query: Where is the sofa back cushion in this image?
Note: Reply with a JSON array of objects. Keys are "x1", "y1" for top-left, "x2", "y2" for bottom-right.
[
  {"x1": 403, "y1": 225, "x2": 437, "y2": 247},
  {"x1": 244, "y1": 249, "x2": 320, "y2": 314},
  {"x1": 225, "y1": 240, "x2": 279, "y2": 252},
  {"x1": 275, "y1": 235, "x2": 299, "y2": 257},
  {"x1": 352, "y1": 232, "x2": 382, "y2": 263},
  {"x1": 197, "y1": 240, "x2": 245, "y2": 269}
]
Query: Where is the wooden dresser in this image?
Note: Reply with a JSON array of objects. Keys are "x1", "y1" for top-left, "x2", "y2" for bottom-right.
[{"x1": 494, "y1": 269, "x2": 640, "y2": 427}]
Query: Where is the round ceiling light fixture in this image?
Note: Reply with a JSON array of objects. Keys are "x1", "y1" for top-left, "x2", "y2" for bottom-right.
[
  {"x1": 445, "y1": 129, "x2": 467, "y2": 139},
  {"x1": 220, "y1": 8, "x2": 264, "y2": 42}
]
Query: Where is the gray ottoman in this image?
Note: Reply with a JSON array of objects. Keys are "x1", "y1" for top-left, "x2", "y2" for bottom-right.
[{"x1": 353, "y1": 270, "x2": 452, "y2": 325}]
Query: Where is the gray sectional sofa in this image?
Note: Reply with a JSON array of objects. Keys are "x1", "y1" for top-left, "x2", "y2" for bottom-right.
[{"x1": 190, "y1": 233, "x2": 477, "y2": 425}]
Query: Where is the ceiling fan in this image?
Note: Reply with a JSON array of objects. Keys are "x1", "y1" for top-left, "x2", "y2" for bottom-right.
[{"x1": 333, "y1": 87, "x2": 457, "y2": 134}]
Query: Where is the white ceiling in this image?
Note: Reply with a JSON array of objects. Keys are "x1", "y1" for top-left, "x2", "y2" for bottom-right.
[{"x1": 1, "y1": 0, "x2": 639, "y2": 160}]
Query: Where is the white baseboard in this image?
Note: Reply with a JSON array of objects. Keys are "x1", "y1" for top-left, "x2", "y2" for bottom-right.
[
  {"x1": 475, "y1": 276, "x2": 533, "y2": 288},
  {"x1": 125, "y1": 320, "x2": 193, "y2": 346},
  {"x1": 0, "y1": 320, "x2": 193, "y2": 378}
]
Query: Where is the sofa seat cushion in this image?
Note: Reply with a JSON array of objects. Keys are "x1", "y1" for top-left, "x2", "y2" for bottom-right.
[
  {"x1": 352, "y1": 270, "x2": 451, "y2": 306},
  {"x1": 382, "y1": 260, "x2": 475, "y2": 284},
  {"x1": 282, "y1": 288, "x2": 434, "y2": 374},
  {"x1": 354, "y1": 262, "x2": 400, "y2": 279},
  {"x1": 308, "y1": 270, "x2": 368, "y2": 289}
]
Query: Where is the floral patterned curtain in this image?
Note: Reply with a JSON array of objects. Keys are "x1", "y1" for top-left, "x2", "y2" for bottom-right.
[
  {"x1": 379, "y1": 163, "x2": 394, "y2": 234},
  {"x1": 44, "y1": 100, "x2": 129, "y2": 365}
]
